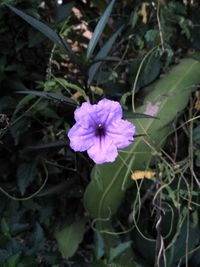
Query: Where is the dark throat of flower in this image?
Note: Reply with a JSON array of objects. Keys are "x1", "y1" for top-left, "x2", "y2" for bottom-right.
[{"x1": 95, "y1": 123, "x2": 105, "y2": 138}]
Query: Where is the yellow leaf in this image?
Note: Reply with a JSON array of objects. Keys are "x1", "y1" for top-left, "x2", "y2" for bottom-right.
[
  {"x1": 90, "y1": 86, "x2": 104, "y2": 96},
  {"x1": 71, "y1": 92, "x2": 82, "y2": 100},
  {"x1": 131, "y1": 170, "x2": 155, "y2": 180},
  {"x1": 138, "y1": 3, "x2": 149, "y2": 24}
]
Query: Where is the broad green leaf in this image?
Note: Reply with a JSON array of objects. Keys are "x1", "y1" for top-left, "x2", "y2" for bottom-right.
[
  {"x1": 112, "y1": 249, "x2": 141, "y2": 267},
  {"x1": 88, "y1": 26, "x2": 124, "y2": 84},
  {"x1": 55, "y1": 219, "x2": 86, "y2": 258},
  {"x1": 84, "y1": 58, "x2": 200, "y2": 242},
  {"x1": 7, "y1": 5, "x2": 71, "y2": 54},
  {"x1": 17, "y1": 163, "x2": 37, "y2": 195},
  {"x1": 86, "y1": 0, "x2": 116, "y2": 60},
  {"x1": 3, "y1": 253, "x2": 21, "y2": 267},
  {"x1": 166, "y1": 220, "x2": 200, "y2": 266}
]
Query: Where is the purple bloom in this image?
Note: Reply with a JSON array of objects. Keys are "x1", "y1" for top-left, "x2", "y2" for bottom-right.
[{"x1": 68, "y1": 99, "x2": 136, "y2": 164}]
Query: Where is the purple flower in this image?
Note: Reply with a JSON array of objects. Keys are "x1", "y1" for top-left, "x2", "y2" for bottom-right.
[{"x1": 68, "y1": 99, "x2": 136, "y2": 164}]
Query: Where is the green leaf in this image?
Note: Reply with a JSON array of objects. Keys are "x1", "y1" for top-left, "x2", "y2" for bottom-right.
[
  {"x1": 86, "y1": 0, "x2": 116, "y2": 60},
  {"x1": 17, "y1": 90, "x2": 78, "y2": 107},
  {"x1": 7, "y1": 5, "x2": 71, "y2": 54},
  {"x1": 91, "y1": 261, "x2": 107, "y2": 267},
  {"x1": 84, "y1": 58, "x2": 200, "y2": 246},
  {"x1": 88, "y1": 25, "x2": 124, "y2": 84},
  {"x1": 12, "y1": 95, "x2": 33, "y2": 120},
  {"x1": 55, "y1": 219, "x2": 86, "y2": 258},
  {"x1": 28, "y1": 223, "x2": 45, "y2": 254},
  {"x1": 17, "y1": 163, "x2": 37, "y2": 195},
  {"x1": 1, "y1": 218, "x2": 10, "y2": 237},
  {"x1": 53, "y1": 78, "x2": 88, "y2": 100},
  {"x1": 112, "y1": 249, "x2": 141, "y2": 267},
  {"x1": 95, "y1": 232, "x2": 105, "y2": 260},
  {"x1": 37, "y1": 181, "x2": 70, "y2": 197},
  {"x1": 140, "y1": 51, "x2": 161, "y2": 88},
  {"x1": 195, "y1": 151, "x2": 200, "y2": 167},
  {"x1": 38, "y1": 106, "x2": 59, "y2": 119},
  {"x1": 166, "y1": 220, "x2": 200, "y2": 266},
  {"x1": 190, "y1": 243, "x2": 200, "y2": 266},
  {"x1": 27, "y1": 140, "x2": 67, "y2": 150},
  {"x1": 193, "y1": 125, "x2": 200, "y2": 144},
  {"x1": 123, "y1": 111, "x2": 159, "y2": 120},
  {"x1": 3, "y1": 253, "x2": 21, "y2": 267},
  {"x1": 0, "y1": 250, "x2": 10, "y2": 265},
  {"x1": 10, "y1": 117, "x2": 30, "y2": 145},
  {"x1": 109, "y1": 241, "x2": 132, "y2": 262}
]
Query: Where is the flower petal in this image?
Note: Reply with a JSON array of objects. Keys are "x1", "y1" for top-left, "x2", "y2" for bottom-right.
[
  {"x1": 87, "y1": 135, "x2": 118, "y2": 164},
  {"x1": 74, "y1": 102, "x2": 97, "y2": 128},
  {"x1": 68, "y1": 123, "x2": 95, "y2": 151},
  {"x1": 96, "y1": 99, "x2": 122, "y2": 125},
  {"x1": 106, "y1": 119, "x2": 136, "y2": 149}
]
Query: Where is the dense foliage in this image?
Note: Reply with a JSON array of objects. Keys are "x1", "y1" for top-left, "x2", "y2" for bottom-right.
[{"x1": 1, "y1": 0, "x2": 200, "y2": 266}]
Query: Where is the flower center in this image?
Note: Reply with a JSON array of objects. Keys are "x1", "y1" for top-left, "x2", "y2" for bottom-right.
[{"x1": 95, "y1": 123, "x2": 105, "y2": 137}]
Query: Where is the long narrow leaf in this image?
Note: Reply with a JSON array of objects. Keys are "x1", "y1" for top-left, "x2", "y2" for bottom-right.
[
  {"x1": 88, "y1": 25, "x2": 124, "y2": 84},
  {"x1": 17, "y1": 90, "x2": 78, "y2": 107},
  {"x1": 7, "y1": 4, "x2": 71, "y2": 54},
  {"x1": 27, "y1": 140, "x2": 68, "y2": 150},
  {"x1": 124, "y1": 111, "x2": 159, "y2": 119},
  {"x1": 86, "y1": 0, "x2": 116, "y2": 60}
]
